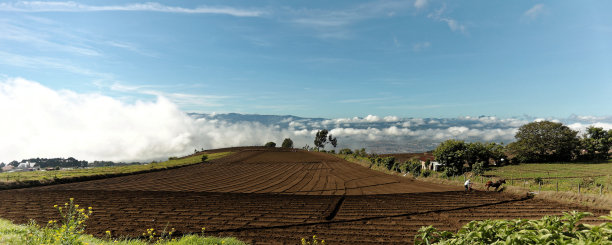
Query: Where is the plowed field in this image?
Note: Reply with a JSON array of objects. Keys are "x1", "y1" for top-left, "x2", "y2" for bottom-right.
[{"x1": 0, "y1": 148, "x2": 608, "y2": 244}]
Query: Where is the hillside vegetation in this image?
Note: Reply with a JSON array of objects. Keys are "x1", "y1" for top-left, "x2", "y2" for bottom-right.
[{"x1": 0, "y1": 152, "x2": 232, "y2": 186}]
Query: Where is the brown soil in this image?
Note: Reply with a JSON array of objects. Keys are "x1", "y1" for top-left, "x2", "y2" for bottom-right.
[{"x1": 0, "y1": 148, "x2": 608, "y2": 244}]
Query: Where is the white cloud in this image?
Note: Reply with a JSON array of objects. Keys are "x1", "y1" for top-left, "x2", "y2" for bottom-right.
[
  {"x1": 413, "y1": 41, "x2": 431, "y2": 51},
  {"x1": 523, "y1": 4, "x2": 545, "y2": 20},
  {"x1": 427, "y1": 5, "x2": 466, "y2": 34},
  {"x1": 0, "y1": 78, "x2": 301, "y2": 163},
  {"x1": 0, "y1": 51, "x2": 112, "y2": 78},
  {"x1": 414, "y1": 0, "x2": 428, "y2": 9},
  {"x1": 4, "y1": 78, "x2": 611, "y2": 162},
  {"x1": 288, "y1": 1, "x2": 411, "y2": 39},
  {"x1": 0, "y1": 1, "x2": 264, "y2": 17}
]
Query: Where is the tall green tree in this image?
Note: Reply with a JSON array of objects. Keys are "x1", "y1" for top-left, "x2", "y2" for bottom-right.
[
  {"x1": 281, "y1": 138, "x2": 294, "y2": 148},
  {"x1": 433, "y1": 139, "x2": 467, "y2": 176},
  {"x1": 580, "y1": 126, "x2": 612, "y2": 161},
  {"x1": 464, "y1": 142, "x2": 507, "y2": 168},
  {"x1": 508, "y1": 121, "x2": 580, "y2": 163}
]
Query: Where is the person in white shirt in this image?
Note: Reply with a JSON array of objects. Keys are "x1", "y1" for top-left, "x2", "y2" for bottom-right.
[{"x1": 464, "y1": 179, "x2": 472, "y2": 192}]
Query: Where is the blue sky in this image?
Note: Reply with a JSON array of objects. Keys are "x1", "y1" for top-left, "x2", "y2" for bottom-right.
[{"x1": 1, "y1": 0, "x2": 611, "y2": 118}]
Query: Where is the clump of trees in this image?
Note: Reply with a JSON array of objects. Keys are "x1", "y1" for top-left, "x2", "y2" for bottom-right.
[
  {"x1": 432, "y1": 120, "x2": 612, "y2": 176},
  {"x1": 264, "y1": 142, "x2": 276, "y2": 147},
  {"x1": 433, "y1": 140, "x2": 505, "y2": 176},
  {"x1": 508, "y1": 121, "x2": 612, "y2": 163},
  {"x1": 314, "y1": 129, "x2": 337, "y2": 151},
  {"x1": 281, "y1": 138, "x2": 294, "y2": 148},
  {"x1": 507, "y1": 121, "x2": 580, "y2": 163}
]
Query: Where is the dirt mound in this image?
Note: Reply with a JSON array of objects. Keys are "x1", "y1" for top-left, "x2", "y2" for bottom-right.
[{"x1": 0, "y1": 149, "x2": 607, "y2": 244}]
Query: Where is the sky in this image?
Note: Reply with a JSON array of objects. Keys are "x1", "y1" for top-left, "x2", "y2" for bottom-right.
[
  {"x1": 1, "y1": 0, "x2": 610, "y2": 118},
  {"x1": 1, "y1": 1, "x2": 611, "y2": 162}
]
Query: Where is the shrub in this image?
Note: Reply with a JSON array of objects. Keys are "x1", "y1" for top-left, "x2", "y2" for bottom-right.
[
  {"x1": 281, "y1": 138, "x2": 294, "y2": 148},
  {"x1": 301, "y1": 235, "x2": 326, "y2": 245},
  {"x1": 471, "y1": 161, "x2": 485, "y2": 176},
  {"x1": 534, "y1": 177, "x2": 544, "y2": 185},
  {"x1": 201, "y1": 155, "x2": 208, "y2": 162},
  {"x1": 442, "y1": 166, "x2": 461, "y2": 178},
  {"x1": 408, "y1": 161, "x2": 422, "y2": 177},
  {"x1": 24, "y1": 198, "x2": 92, "y2": 245},
  {"x1": 339, "y1": 148, "x2": 353, "y2": 155},
  {"x1": 415, "y1": 211, "x2": 612, "y2": 245},
  {"x1": 421, "y1": 169, "x2": 432, "y2": 178},
  {"x1": 264, "y1": 142, "x2": 276, "y2": 147}
]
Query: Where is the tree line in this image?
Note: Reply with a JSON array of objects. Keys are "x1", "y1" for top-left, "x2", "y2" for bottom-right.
[{"x1": 433, "y1": 120, "x2": 612, "y2": 176}]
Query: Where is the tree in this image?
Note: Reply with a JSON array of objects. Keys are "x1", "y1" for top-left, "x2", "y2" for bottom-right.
[
  {"x1": 281, "y1": 138, "x2": 294, "y2": 148},
  {"x1": 580, "y1": 126, "x2": 612, "y2": 161},
  {"x1": 464, "y1": 142, "x2": 507, "y2": 168},
  {"x1": 433, "y1": 139, "x2": 467, "y2": 176},
  {"x1": 329, "y1": 134, "x2": 337, "y2": 148},
  {"x1": 264, "y1": 142, "x2": 276, "y2": 147},
  {"x1": 508, "y1": 121, "x2": 580, "y2": 163},
  {"x1": 465, "y1": 142, "x2": 489, "y2": 169},
  {"x1": 314, "y1": 129, "x2": 328, "y2": 150}
]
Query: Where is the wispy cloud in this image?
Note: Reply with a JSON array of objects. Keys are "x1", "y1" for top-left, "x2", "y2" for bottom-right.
[
  {"x1": 105, "y1": 41, "x2": 158, "y2": 57},
  {"x1": 107, "y1": 82, "x2": 230, "y2": 108},
  {"x1": 523, "y1": 4, "x2": 546, "y2": 21},
  {"x1": 0, "y1": 1, "x2": 264, "y2": 17},
  {"x1": 427, "y1": 5, "x2": 466, "y2": 34},
  {"x1": 413, "y1": 41, "x2": 431, "y2": 51},
  {"x1": 288, "y1": 0, "x2": 411, "y2": 39},
  {"x1": 0, "y1": 20, "x2": 101, "y2": 56},
  {"x1": 0, "y1": 51, "x2": 112, "y2": 78},
  {"x1": 414, "y1": 0, "x2": 428, "y2": 9}
]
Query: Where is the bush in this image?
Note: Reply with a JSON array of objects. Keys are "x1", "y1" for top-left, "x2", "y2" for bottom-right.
[
  {"x1": 421, "y1": 169, "x2": 432, "y2": 178},
  {"x1": 415, "y1": 211, "x2": 612, "y2": 245},
  {"x1": 24, "y1": 198, "x2": 92, "y2": 245},
  {"x1": 442, "y1": 166, "x2": 461, "y2": 178},
  {"x1": 339, "y1": 148, "x2": 353, "y2": 155},
  {"x1": 471, "y1": 161, "x2": 485, "y2": 176},
  {"x1": 281, "y1": 138, "x2": 294, "y2": 148},
  {"x1": 201, "y1": 155, "x2": 208, "y2": 162},
  {"x1": 408, "y1": 161, "x2": 422, "y2": 177},
  {"x1": 264, "y1": 142, "x2": 276, "y2": 147},
  {"x1": 534, "y1": 177, "x2": 544, "y2": 185}
]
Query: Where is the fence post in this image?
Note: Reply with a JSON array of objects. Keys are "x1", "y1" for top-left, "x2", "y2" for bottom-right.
[
  {"x1": 539, "y1": 182, "x2": 542, "y2": 193},
  {"x1": 556, "y1": 181, "x2": 558, "y2": 192},
  {"x1": 600, "y1": 185, "x2": 603, "y2": 196},
  {"x1": 578, "y1": 183, "x2": 581, "y2": 194}
]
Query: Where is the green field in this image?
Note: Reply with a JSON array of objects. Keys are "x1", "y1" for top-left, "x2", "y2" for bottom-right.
[
  {"x1": 0, "y1": 152, "x2": 233, "y2": 184},
  {"x1": 482, "y1": 160, "x2": 612, "y2": 195}
]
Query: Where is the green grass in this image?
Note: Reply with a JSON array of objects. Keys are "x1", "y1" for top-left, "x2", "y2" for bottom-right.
[
  {"x1": 0, "y1": 218, "x2": 246, "y2": 245},
  {"x1": 0, "y1": 152, "x2": 233, "y2": 184},
  {"x1": 484, "y1": 159, "x2": 612, "y2": 179},
  {"x1": 483, "y1": 160, "x2": 612, "y2": 194}
]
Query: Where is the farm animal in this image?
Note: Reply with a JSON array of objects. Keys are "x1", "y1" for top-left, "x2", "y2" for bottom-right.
[{"x1": 485, "y1": 179, "x2": 506, "y2": 191}]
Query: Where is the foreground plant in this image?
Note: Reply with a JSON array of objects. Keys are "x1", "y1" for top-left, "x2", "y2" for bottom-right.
[
  {"x1": 301, "y1": 235, "x2": 326, "y2": 245},
  {"x1": 415, "y1": 211, "x2": 612, "y2": 245},
  {"x1": 24, "y1": 198, "x2": 93, "y2": 245}
]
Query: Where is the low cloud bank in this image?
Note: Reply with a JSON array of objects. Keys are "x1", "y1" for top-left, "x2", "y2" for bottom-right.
[{"x1": 2, "y1": 78, "x2": 611, "y2": 163}]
